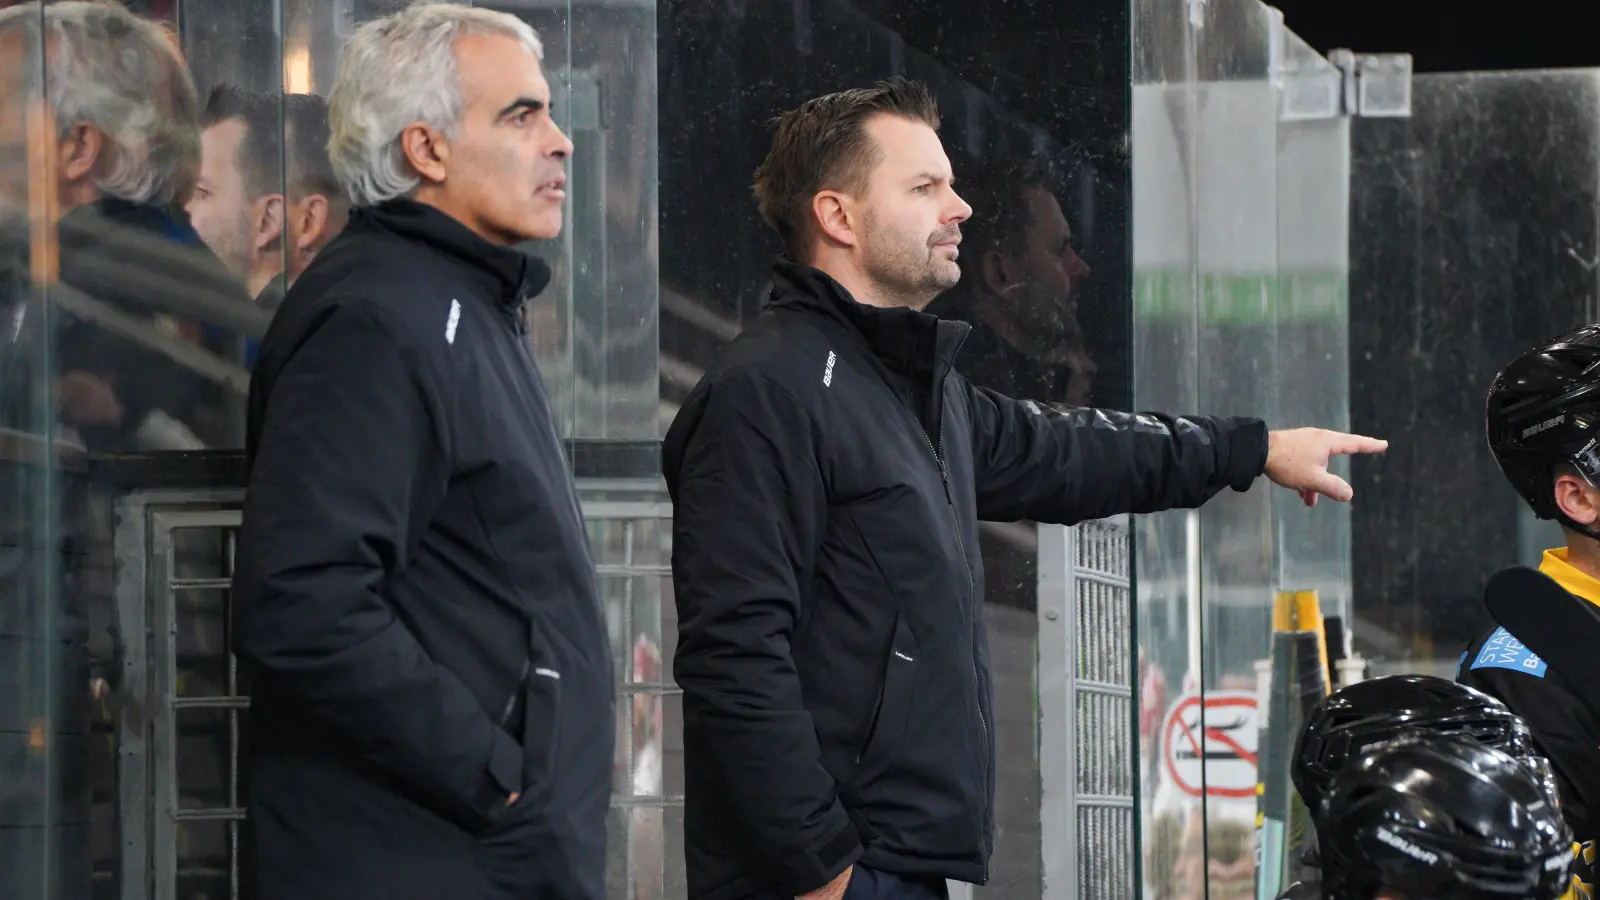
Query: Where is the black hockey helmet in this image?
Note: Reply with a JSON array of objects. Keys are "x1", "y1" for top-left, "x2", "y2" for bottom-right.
[
  {"x1": 1293, "y1": 675, "x2": 1537, "y2": 815},
  {"x1": 1486, "y1": 325, "x2": 1600, "y2": 525},
  {"x1": 1319, "y1": 734, "x2": 1572, "y2": 900}
]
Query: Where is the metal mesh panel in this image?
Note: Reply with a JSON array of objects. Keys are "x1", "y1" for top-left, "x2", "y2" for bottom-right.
[
  {"x1": 1039, "y1": 517, "x2": 1134, "y2": 900},
  {"x1": 1076, "y1": 692, "x2": 1134, "y2": 799},
  {"x1": 1076, "y1": 804, "x2": 1136, "y2": 899}
]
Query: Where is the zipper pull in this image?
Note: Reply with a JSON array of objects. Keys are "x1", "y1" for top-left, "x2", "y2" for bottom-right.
[{"x1": 509, "y1": 295, "x2": 532, "y2": 335}]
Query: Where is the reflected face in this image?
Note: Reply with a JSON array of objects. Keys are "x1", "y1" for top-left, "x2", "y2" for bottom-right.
[
  {"x1": 857, "y1": 114, "x2": 971, "y2": 308},
  {"x1": 188, "y1": 118, "x2": 256, "y2": 280},
  {"x1": 445, "y1": 33, "x2": 571, "y2": 244},
  {"x1": 1010, "y1": 185, "x2": 1092, "y2": 338}
]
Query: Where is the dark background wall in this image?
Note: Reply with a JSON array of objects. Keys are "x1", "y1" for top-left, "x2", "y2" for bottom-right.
[
  {"x1": 1347, "y1": 74, "x2": 1600, "y2": 659},
  {"x1": 1275, "y1": 0, "x2": 1600, "y2": 662}
]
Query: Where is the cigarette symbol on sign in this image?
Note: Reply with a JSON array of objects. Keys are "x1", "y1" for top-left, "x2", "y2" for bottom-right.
[
  {"x1": 1162, "y1": 692, "x2": 1261, "y2": 799},
  {"x1": 1172, "y1": 711, "x2": 1258, "y2": 765}
]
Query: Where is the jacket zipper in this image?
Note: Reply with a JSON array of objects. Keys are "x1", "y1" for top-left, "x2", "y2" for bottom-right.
[
  {"x1": 500, "y1": 658, "x2": 533, "y2": 727},
  {"x1": 915, "y1": 330, "x2": 991, "y2": 875},
  {"x1": 505, "y1": 302, "x2": 590, "y2": 532},
  {"x1": 857, "y1": 679, "x2": 887, "y2": 765}
]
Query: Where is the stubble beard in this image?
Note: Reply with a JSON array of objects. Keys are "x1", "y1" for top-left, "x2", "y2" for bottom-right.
[{"x1": 864, "y1": 225, "x2": 959, "y2": 310}]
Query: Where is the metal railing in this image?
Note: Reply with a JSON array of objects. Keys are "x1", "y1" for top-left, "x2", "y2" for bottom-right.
[{"x1": 108, "y1": 478, "x2": 679, "y2": 900}]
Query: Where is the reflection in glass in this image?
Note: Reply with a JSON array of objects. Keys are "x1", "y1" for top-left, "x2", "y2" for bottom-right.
[
  {"x1": 1132, "y1": 1, "x2": 1359, "y2": 897},
  {"x1": 1131, "y1": 0, "x2": 1203, "y2": 887},
  {"x1": 1, "y1": 2, "x2": 262, "y2": 455},
  {"x1": 1190, "y1": 1, "x2": 1281, "y2": 891}
]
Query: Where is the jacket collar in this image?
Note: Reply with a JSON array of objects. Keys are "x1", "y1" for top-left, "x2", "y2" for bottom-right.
[
  {"x1": 766, "y1": 257, "x2": 969, "y2": 373},
  {"x1": 346, "y1": 198, "x2": 551, "y2": 306}
]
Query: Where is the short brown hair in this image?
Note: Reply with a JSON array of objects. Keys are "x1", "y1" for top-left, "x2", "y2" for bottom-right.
[{"x1": 752, "y1": 78, "x2": 941, "y2": 262}]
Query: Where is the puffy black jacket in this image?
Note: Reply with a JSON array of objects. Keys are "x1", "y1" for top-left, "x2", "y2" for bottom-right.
[
  {"x1": 232, "y1": 200, "x2": 614, "y2": 900},
  {"x1": 662, "y1": 259, "x2": 1268, "y2": 899}
]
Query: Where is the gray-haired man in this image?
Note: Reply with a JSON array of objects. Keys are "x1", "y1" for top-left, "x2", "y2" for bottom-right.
[{"x1": 230, "y1": 5, "x2": 611, "y2": 899}]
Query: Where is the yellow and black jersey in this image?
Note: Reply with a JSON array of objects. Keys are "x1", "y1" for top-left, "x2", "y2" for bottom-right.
[{"x1": 1460, "y1": 548, "x2": 1600, "y2": 900}]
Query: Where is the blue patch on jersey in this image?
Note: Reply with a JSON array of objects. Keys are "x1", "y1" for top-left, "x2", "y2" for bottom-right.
[
  {"x1": 1456, "y1": 650, "x2": 1468, "y2": 679},
  {"x1": 1469, "y1": 626, "x2": 1548, "y2": 678}
]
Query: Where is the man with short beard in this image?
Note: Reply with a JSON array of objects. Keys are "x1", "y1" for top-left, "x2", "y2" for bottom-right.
[{"x1": 664, "y1": 78, "x2": 1389, "y2": 900}]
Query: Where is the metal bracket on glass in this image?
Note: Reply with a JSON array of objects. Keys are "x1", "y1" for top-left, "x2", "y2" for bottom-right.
[
  {"x1": 1328, "y1": 49, "x2": 1414, "y2": 118},
  {"x1": 1280, "y1": 51, "x2": 1345, "y2": 121},
  {"x1": 1355, "y1": 53, "x2": 1413, "y2": 117}
]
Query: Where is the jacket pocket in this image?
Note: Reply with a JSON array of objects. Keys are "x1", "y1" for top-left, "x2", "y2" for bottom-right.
[
  {"x1": 518, "y1": 664, "x2": 564, "y2": 804},
  {"x1": 480, "y1": 626, "x2": 564, "y2": 835},
  {"x1": 850, "y1": 615, "x2": 921, "y2": 784}
]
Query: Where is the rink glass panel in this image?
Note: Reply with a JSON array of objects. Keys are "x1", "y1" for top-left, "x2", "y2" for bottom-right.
[{"x1": 1131, "y1": 0, "x2": 1353, "y2": 896}]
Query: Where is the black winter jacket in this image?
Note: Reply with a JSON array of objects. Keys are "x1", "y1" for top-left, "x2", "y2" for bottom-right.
[
  {"x1": 232, "y1": 200, "x2": 614, "y2": 900},
  {"x1": 662, "y1": 260, "x2": 1269, "y2": 899}
]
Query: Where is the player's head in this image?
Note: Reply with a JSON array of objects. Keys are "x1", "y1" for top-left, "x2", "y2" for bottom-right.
[
  {"x1": 1318, "y1": 734, "x2": 1572, "y2": 900},
  {"x1": 1487, "y1": 325, "x2": 1600, "y2": 543},
  {"x1": 1293, "y1": 675, "x2": 1539, "y2": 816}
]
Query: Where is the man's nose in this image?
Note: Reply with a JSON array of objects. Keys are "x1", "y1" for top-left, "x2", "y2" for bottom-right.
[
  {"x1": 948, "y1": 188, "x2": 973, "y2": 223},
  {"x1": 1068, "y1": 249, "x2": 1091, "y2": 278},
  {"x1": 550, "y1": 123, "x2": 574, "y2": 160}
]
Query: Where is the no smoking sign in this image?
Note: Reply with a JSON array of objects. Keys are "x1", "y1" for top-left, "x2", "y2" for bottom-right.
[{"x1": 1162, "y1": 691, "x2": 1260, "y2": 799}]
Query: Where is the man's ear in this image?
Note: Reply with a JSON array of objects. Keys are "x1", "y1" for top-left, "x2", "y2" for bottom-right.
[
  {"x1": 400, "y1": 121, "x2": 450, "y2": 185},
  {"x1": 58, "y1": 122, "x2": 101, "y2": 185},
  {"x1": 293, "y1": 194, "x2": 331, "y2": 252},
  {"x1": 812, "y1": 190, "x2": 858, "y2": 251},
  {"x1": 251, "y1": 193, "x2": 285, "y2": 253},
  {"x1": 1554, "y1": 471, "x2": 1600, "y2": 526},
  {"x1": 981, "y1": 248, "x2": 1019, "y2": 297}
]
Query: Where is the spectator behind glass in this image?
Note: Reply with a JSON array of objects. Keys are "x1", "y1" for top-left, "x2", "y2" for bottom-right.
[
  {"x1": 190, "y1": 86, "x2": 348, "y2": 317},
  {"x1": 0, "y1": 1, "x2": 259, "y2": 452}
]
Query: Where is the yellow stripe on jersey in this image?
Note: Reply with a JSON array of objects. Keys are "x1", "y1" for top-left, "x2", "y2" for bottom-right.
[{"x1": 1540, "y1": 549, "x2": 1600, "y2": 607}]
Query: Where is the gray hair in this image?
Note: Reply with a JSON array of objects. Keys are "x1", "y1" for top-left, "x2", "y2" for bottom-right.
[
  {"x1": 0, "y1": 1, "x2": 201, "y2": 207},
  {"x1": 328, "y1": 3, "x2": 545, "y2": 207}
]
